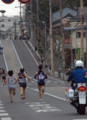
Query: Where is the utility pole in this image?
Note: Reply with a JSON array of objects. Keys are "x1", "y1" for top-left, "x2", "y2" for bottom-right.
[
  {"x1": 59, "y1": 0, "x2": 65, "y2": 79},
  {"x1": 30, "y1": 0, "x2": 33, "y2": 43},
  {"x1": 14, "y1": 19, "x2": 16, "y2": 40},
  {"x1": 36, "y1": 0, "x2": 39, "y2": 51},
  {"x1": 49, "y1": 0, "x2": 54, "y2": 75},
  {"x1": 20, "y1": 2, "x2": 22, "y2": 39},
  {"x1": 44, "y1": 21, "x2": 47, "y2": 58},
  {"x1": 86, "y1": 18, "x2": 87, "y2": 68},
  {"x1": 80, "y1": 0, "x2": 84, "y2": 61}
]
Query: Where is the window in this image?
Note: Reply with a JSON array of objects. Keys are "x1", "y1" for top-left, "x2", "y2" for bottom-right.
[
  {"x1": 8, "y1": 19, "x2": 11, "y2": 22},
  {"x1": 1, "y1": 19, "x2": 4, "y2": 22},
  {"x1": 1, "y1": 24, "x2": 5, "y2": 27},
  {"x1": 76, "y1": 32, "x2": 86, "y2": 38},
  {"x1": 76, "y1": 32, "x2": 81, "y2": 38},
  {"x1": 84, "y1": 32, "x2": 86, "y2": 38}
]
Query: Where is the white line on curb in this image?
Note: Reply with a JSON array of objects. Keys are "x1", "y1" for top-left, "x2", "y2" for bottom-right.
[
  {"x1": 23, "y1": 41, "x2": 39, "y2": 66},
  {"x1": 30, "y1": 88, "x2": 66, "y2": 101}
]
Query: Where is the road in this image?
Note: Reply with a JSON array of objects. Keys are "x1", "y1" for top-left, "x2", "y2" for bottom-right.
[{"x1": 0, "y1": 39, "x2": 87, "y2": 120}]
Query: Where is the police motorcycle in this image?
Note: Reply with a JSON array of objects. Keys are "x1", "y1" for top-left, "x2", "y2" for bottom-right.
[
  {"x1": 65, "y1": 83, "x2": 87, "y2": 114},
  {"x1": 65, "y1": 60, "x2": 87, "y2": 115}
]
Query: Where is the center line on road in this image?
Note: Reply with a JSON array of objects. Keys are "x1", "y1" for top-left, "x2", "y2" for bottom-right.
[{"x1": 5, "y1": 40, "x2": 17, "y2": 74}]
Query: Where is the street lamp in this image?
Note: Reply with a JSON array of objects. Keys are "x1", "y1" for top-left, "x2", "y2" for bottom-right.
[
  {"x1": 42, "y1": 21, "x2": 47, "y2": 59},
  {"x1": 0, "y1": 10, "x2": 6, "y2": 39},
  {"x1": 0, "y1": 10, "x2": 6, "y2": 16},
  {"x1": 30, "y1": 0, "x2": 33, "y2": 44}
]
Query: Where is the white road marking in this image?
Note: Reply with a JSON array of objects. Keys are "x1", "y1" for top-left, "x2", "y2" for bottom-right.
[
  {"x1": 0, "y1": 113, "x2": 9, "y2": 116},
  {"x1": 23, "y1": 41, "x2": 38, "y2": 66},
  {"x1": 36, "y1": 108, "x2": 60, "y2": 112},
  {"x1": 73, "y1": 119, "x2": 87, "y2": 120},
  {"x1": 30, "y1": 88, "x2": 66, "y2": 101},
  {"x1": 0, "y1": 104, "x2": 3, "y2": 106},
  {"x1": 0, "y1": 100, "x2": 11, "y2": 119},
  {"x1": 45, "y1": 92, "x2": 66, "y2": 101},
  {"x1": 62, "y1": 87, "x2": 68, "y2": 89},
  {"x1": 0, "y1": 110, "x2": 6, "y2": 112},
  {"x1": 10, "y1": 40, "x2": 23, "y2": 68},
  {"x1": 29, "y1": 104, "x2": 50, "y2": 107},
  {"x1": 26, "y1": 102, "x2": 61, "y2": 112},
  {"x1": 1, "y1": 117, "x2": 12, "y2": 120},
  {"x1": 0, "y1": 40, "x2": 8, "y2": 71},
  {"x1": 0, "y1": 107, "x2": 4, "y2": 109},
  {"x1": 48, "y1": 76, "x2": 65, "y2": 83}
]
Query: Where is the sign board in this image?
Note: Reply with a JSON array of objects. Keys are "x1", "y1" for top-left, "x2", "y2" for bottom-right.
[
  {"x1": 64, "y1": 38, "x2": 71, "y2": 48},
  {"x1": 76, "y1": 48, "x2": 80, "y2": 60},
  {"x1": 1, "y1": 0, "x2": 14, "y2": 4},
  {"x1": 19, "y1": 0, "x2": 31, "y2": 4}
]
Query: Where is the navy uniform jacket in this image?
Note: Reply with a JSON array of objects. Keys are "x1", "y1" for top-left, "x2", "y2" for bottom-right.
[{"x1": 68, "y1": 67, "x2": 87, "y2": 83}]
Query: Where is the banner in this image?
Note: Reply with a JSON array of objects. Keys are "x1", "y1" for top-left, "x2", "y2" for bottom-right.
[{"x1": 76, "y1": 48, "x2": 80, "y2": 60}]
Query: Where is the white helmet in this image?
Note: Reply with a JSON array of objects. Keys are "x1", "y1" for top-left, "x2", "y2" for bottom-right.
[{"x1": 75, "y1": 60, "x2": 84, "y2": 68}]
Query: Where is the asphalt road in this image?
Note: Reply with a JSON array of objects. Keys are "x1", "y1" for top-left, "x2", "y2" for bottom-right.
[{"x1": 0, "y1": 39, "x2": 87, "y2": 120}]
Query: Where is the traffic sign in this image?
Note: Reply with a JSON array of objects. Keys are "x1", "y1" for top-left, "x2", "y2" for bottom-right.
[
  {"x1": 19, "y1": 0, "x2": 31, "y2": 4},
  {"x1": 1, "y1": 0, "x2": 14, "y2": 4}
]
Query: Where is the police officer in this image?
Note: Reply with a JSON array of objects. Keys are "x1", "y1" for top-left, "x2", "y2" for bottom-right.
[{"x1": 68, "y1": 60, "x2": 87, "y2": 90}]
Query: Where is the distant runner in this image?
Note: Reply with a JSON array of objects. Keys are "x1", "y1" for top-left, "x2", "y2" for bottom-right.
[
  {"x1": 5, "y1": 70, "x2": 17, "y2": 103},
  {"x1": 17, "y1": 68, "x2": 31, "y2": 100},
  {"x1": 34, "y1": 64, "x2": 47, "y2": 100},
  {"x1": 0, "y1": 68, "x2": 2, "y2": 78},
  {"x1": 2, "y1": 69, "x2": 6, "y2": 86},
  {"x1": 0, "y1": 46, "x2": 3, "y2": 54}
]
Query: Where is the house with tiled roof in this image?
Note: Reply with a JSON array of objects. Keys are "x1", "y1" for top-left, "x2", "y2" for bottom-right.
[
  {"x1": 52, "y1": 7, "x2": 87, "y2": 68},
  {"x1": 52, "y1": 8, "x2": 77, "y2": 68}
]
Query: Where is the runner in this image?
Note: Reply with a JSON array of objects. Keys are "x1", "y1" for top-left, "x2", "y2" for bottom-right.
[
  {"x1": 17, "y1": 68, "x2": 31, "y2": 100},
  {"x1": 34, "y1": 64, "x2": 47, "y2": 100},
  {"x1": 5, "y1": 70, "x2": 16, "y2": 103},
  {"x1": 2, "y1": 69, "x2": 6, "y2": 86}
]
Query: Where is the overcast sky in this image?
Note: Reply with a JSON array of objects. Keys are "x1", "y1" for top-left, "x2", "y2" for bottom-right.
[{"x1": 0, "y1": 0, "x2": 22, "y2": 17}]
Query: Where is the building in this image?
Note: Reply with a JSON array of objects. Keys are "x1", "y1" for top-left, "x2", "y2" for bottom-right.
[
  {"x1": 52, "y1": 7, "x2": 77, "y2": 68},
  {"x1": 0, "y1": 15, "x2": 20, "y2": 39}
]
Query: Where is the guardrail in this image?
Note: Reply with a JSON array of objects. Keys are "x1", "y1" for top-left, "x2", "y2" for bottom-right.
[{"x1": 28, "y1": 41, "x2": 41, "y2": 60}]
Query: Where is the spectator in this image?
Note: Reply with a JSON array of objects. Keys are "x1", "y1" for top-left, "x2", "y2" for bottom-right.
[{"x1": 35, "y1": 46, "x2": 37, "y2": 52}]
